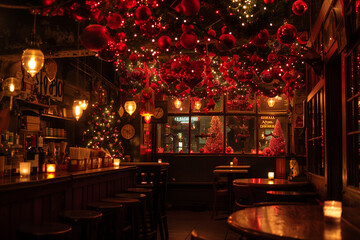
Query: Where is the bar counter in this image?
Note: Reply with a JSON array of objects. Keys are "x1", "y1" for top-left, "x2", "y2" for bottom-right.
[{"x1": 0, "y1": 166, "x2": 137, "y2": 240}]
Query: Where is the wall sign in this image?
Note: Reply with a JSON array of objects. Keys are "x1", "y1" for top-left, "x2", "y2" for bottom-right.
[
  {"x1": 260, "y1": 116, "x2": 275, "y2": 129},
  {"x1": 38, "y1": 71, "x2": 63, "y2": 102}
]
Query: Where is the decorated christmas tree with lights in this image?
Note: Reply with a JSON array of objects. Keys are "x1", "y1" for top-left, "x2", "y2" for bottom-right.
[
  {"x1": 204, "y1": 116, "x2": 224, "y2": 153},
  {"x1": 268, "y1": 119, "x2": 286, "y2": 155},
  {"x1": 83, "y1": 101, "x2": 124, "y2": 158}
]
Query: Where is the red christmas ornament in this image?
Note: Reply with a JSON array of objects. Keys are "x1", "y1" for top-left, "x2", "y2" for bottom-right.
[
  {"x1": 264, "y1": 0, "x2": 274, "y2": 4},
  {"x1": 217, "y1": 34, "x2": 236, "y2": 51},
  {"x1": 226, "y1": 147, "x2": 232, "y2": 153},
  {"x1": 106, "y1": 13, "x2": 124, "y2": 29},
  {"x1": 180, "y1": 32, "x2": 198, "y2": 49},
  {"x1": 158, "y1": 36, "x2": 172, "y2": 50},
  {"x1": 71, "y1": 5, "x2": 91, "y2": 21},
  {"x1": 175, "y1": 4, "x2": 185, "y2": 13},
  {"x1": 252, "y1": 29, "x2": 269, "y2": 47},
  {"x1": 129, "y1": 54, "x2": 138, "y2": 62},
  {"x1": 42, "y1": 0, "x2": 55, "y2": 6},
  {"x1": 277, "y1": 24, "x2": 298, "y2": 45},
  {"x1": 181, "y1": 0, "x2": 200, "y2": 16},
  {"x1": 292, "y1": 0, "x2": 308, "y2": 16},
  {"x1": 207, "y1": 29, "x2": 216, "y2": 38},
  {"x1": 267, "y1": 52, "x2": 277, "y2": 62},
  {"x1": 200, "y1": 148, "x2": 204, "y2": 153},
  {"x1": 117, "y1": 32, "x2": 126, "y2": 41},
  {"x1": 297, "y1": 31, "x2": 308, "y2": 45},
  {"x1": 260, "y1": 70, "x2": 273, "y2": 84},
  {"x1": 91, "y1": 8, "x2": 103, "y2": 22},
  {"x1": 117, "y1": 42, "x2": 128, "y2": 54},
  {"x1": 80, "y1": 24, "x2": 109, "y2": 52},
  {"x1": 140, "y1": 17, "x2": 161, "y2": 37},
  {"x1": 221, "y1": 26, "x2": 229, "y2": 34},
  {"x1": 135, "y1": 6, "x2": 152, "y2": 24},
  {"x1": 98, "y1": 40, "x2": 118, "y2": 62},
  {"x1": 182, "y1": 23, "x2": 195, "y2": 33}
]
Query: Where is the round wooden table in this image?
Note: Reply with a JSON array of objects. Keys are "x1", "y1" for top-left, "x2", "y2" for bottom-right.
[
  {"x1": 228, "y1": 205, "x2": 360, "y2": 239},
  {"x1": 233, "y1": 178, "x2": 310, "y2": 188}
]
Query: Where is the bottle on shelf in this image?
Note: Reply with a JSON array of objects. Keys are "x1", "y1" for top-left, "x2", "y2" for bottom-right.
[
  {"x1": 26, "y1": 135, "x2": 39, "y2": 174},
  {"x1": 38, "y1": 135, "x2": 46, "y2": 173}
]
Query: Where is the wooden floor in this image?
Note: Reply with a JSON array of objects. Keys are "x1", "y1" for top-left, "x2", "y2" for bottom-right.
[{"x1": 166, "y1": 209, "x2": 241, "y2": 240}]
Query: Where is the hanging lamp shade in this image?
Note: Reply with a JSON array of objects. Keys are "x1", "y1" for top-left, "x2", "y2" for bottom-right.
[
  {"x1": 174, "y1": 98, "x2": 182, "y2": 109},
  {"x1": 143, "y1": 113, "x2": 152, "y2": 123},
  {"x1": 80, "y1": 99, "x2": 88, "y2": 110},
  {"x1": 22, "y1": 49, "x2": 45, "y2": 77},
  {"x1": 2, "y1": 77, "x2": 22, "y2": 96},
  {"x1": 194, "y1": 100, "x2": 202, "y2": 111},
  {"x1": 73, "y1": 100, "x2": 83, "y2": 121},
  {"x1": 124, "y1": 101, "x2": 136, "y2": 116},
  {"x1": 267, "y1": 98, "x2": 275, "y2": 108}
]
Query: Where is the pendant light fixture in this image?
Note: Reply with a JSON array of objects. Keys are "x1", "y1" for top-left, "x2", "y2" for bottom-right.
[
  {"x1": 72, "y1": 100, "x2": 83, "y2": 121},
  {"x1": 2, "y1": 77, "x2": 22, "y2": 110},
  {"x1": 124, "y1": 101, "x2": 136, "y2": 116},
  {"x1": 22, "y1": 15, "x2": 44, "y2": 77},
  {"x1": 267, "y1": 97, "x2": 275, "y2": 108}
]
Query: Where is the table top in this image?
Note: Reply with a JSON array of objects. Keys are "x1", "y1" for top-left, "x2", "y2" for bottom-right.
[
  {"x1": 233, "y1": 178, "x2": 310, "y2": 188},
  {"x1": 266, "y1": 190, "x2": 317, "y2": 196},
  {"x1": 228, "y1": 205, "x2": 360, "y2": 240},
  {"x1": 121, "y1": 162, "x2": 169, "y2": 166},
  {"x1": 213, "y1": 169, "x2": 248, "y2": 174},
  {"x1": 215, "y1": 165, "x2": 251, "y2": 169}
]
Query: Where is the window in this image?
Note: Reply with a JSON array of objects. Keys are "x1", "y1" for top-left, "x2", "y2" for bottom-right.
[
  {"x1": 157, "y1": 94, "x2": 288, "y2": 154},
  {"x1": 307, "y1": 87, "x2": 325, "y2": 176},
  {"x1": 346, "y1": 46, "x2": 360, "y2": 187}
]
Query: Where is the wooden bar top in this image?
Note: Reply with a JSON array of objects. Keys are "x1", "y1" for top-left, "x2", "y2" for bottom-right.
[
  {"x1": 0, "y1": 166, "x2": 136, "y2": 192},
  {"x1": 215, "y1": 165, "x2": 251, "y2": 169}
]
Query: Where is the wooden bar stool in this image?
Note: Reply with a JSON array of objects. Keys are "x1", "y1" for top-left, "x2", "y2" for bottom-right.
[
  {"x1": 114, "y1": 193, "x2": 157, "y2": 240},
  {"x1": 87, "y1": 201, "x2": 123, "y2": 240},
  {"x1": 59, "y1": 210, "x2": 102, "y2": 240},
  {"x1": 17, "y1": 222, "x2": 72, "y2": 240}
]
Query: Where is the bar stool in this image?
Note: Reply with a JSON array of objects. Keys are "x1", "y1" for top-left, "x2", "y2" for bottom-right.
[
  {"x1": 101, "y1": 197, "x2": 141, "y2": 240},
  {"x1": 87, "y1": 201, "x2": 123, "y2": 240},
  {"x1": 59, "y1": 210, "x2": 102, "y2": 240},
  {"x1": 17, "y1": 222, "x2": 72, "y2": 240},
  {"x1": 114, "y1": 193, "x2": 157, "y2": 240}
]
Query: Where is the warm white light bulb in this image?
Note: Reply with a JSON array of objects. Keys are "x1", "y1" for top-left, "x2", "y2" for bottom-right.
[
  {"x1": 28, "y1": 57, "x2": 36, "y2": 70},
  {"x1": 9, "y1": 83, "x2": 15, "y2": 92}
]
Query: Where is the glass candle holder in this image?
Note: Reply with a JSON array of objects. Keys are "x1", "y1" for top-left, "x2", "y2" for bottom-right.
[
  {"x1": 20, "y1": 162, "x2": 31, "y2": 177},
  {"x1": 230, "y1": 161, "x2": 233, "y2": 167},
  {"x1": 268, "y1": 171, "x2": 275, "y2": 180},
  {"x1": 113, "y1": 158, "x2": 120, "y2": 167},
  {"x1": 323, "y1": 201, "x2": 342, "y2": 222},
  {"x1": 46, "y1": 164, "x2": 56, "y2": 173},
  {"x1": 158, "y1": 159, "x2": 162, "y2": 163}
]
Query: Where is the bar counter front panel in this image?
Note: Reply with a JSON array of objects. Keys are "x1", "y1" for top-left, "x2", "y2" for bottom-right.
[{"x1": 0, "y1": 166, "x2": 137, "y2": 240}]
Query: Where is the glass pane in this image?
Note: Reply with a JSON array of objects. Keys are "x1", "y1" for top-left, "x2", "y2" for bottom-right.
[
  {"x1": 258, "y1": 116, "x2": 287, "y2": 156},
  {"x1": 347, "y1": 98, "x2": 360, "y2": 132},
  {"x1": 191, "y1": 96, "x2": 223, "y2": 113},
  {"x1": 258, "y1": 94, "x2": 288, "y2": 112},
  {"x1": 168, "y1": 96, "x2": 190, "y2": 114},
  {"x1": 156, "y1": 116, "x2": 189, "y2": 153},
  {"x1": 190, "y1": 116, "x2": 224, "y2": 153},
  {"x1": 226, "y1": 94, "x2": 255, "y2": 112},
  {"x1": 347, "y1": 134, "x2": 360, "y2": 187},
  {"x1": 346, "y1": 53, "x2": 355, "y2": 97},
  {"x1": 226, "y1": 116, "x2": 255, "y2": 154}
]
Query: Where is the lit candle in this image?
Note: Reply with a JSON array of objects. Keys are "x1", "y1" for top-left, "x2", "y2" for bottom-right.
[
  {"x1": 158, "y1": 159, "x2": 162, "y2": 163},
  {"x1": 113, "y1": 158, "x2": 120, "y2": 167},
  {"x1": 46, "y1": 164, "x2": 56, "y2": 173},
  {"x1": 20, "y1": 162, "x2": 31, "y2": 177},
  {"x1": 230, "y1": 161, "x2": 233, "y2": 167},
  {"x1": 268, "y1": 172, "x2": 274, "y2": 180},
  {"x1": 323, "y1": 201, "x2": 342, "y2": 222}
]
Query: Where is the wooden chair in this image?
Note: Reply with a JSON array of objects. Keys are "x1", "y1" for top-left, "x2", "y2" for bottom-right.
[{"x1": 211, "y1": 170, "x2": 230, "y2": 218}]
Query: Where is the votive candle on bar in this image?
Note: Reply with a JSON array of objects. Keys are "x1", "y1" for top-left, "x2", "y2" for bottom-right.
[
  {"x1": 46, "y1": 164, "x2": 56, "y2": 173},
  {"x1": 113, "y1": 158, "x2": 120, "y2": 167},
  {"x1": 323, "y1": 201, "x2": 342, "y2": 222},
  {"x1": 268, "y1": 172, "x2": 275, "y2": 180},
  {"x1": 230, "y1": 161, "x2": 233, "y2": 166},
  {"x1": 158, "y1": 159, "x2": 162, "y2": 163},
  {"x1": 20, "y1": 162, "x2": 31, "y2": 177}
]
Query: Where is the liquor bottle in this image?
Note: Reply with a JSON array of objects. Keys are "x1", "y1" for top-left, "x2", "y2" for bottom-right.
[
  {"x1": 26, "y1": 135, "x2": 39, "y2": 174},
  {"x1": 38, "y1": 135, "x2": 46, "y2": 173}
]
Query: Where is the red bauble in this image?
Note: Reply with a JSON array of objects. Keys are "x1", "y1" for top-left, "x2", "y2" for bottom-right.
[
  {"x1": 226, "y1": 147, "x2": 232, "y2": 153},
  {"x1": 207, "y1": 29, "x2": 216, "y2": 38},
  {"x1": 277, "y1": 24, "x2": 298, "y2": 45},
  {"x1": 175, "y1": 4, "x2": 185, "y2": 13},
  {"x1": 171, "y1": 61, "x2": 181, "y2": 72},
  {"x1": 140, "y1": 18, "x2": 161, "y2": 37},
  {"x1": 221, "y1": 26, "x2": 229, "y2": 34},
  {"x1": 267, "y1": 52, "x2": 277, "y2": 62},
  {"x1": 71, "y1": 6, "x2": 91, "y2": 21},
  {"x1": 292, "y1": 0, "x2": 308, "y2": 16},
  {"x1": 264, "y1": 0, "x2": 274, "y2": 4},
  {"x1": 260, "y1": 70, "x2": 273, "y2": 84},
  {"x1": 217, "y1": 34, "x2": 236, "y2": 51},
  {"x1": 129, "y1": 54, "x2": 138, "y2": 62},
  {"x1": 80, "y1": 24, "x2": 109, "y2": 52},
  {"x1": 117, "y1": 32, "x2": 126, "y2": 41},
  {"x1": 135, "y1": 6, "x2": 151, "y2": 23},
  {"x1": 106, "y1": 13, "x2": 123, "y2": 29},
  {"x1": 117, "y1": 42, "x2": 128, "y2": 54},
  {"x1": 158, "y1": 36, "x2": 172, "y2": 50},
  {"x1": 182, "y1": 23, "x2": 195, "y2": 33},
  {"x1": 252, "y1": 29, "x2": 269, "y2": 47},
  {"x1": 92, "y1": 8, "x2": 103, "y2": 22},
  {"x1": 199, "y1": 148, "x2": 204, "y2": 153},
  {"x1": 42, "y1": 0, "x2": 55, "y2": 6},
  {"x1": 181, "y1": 0, "x2": 201, "y2": 16},
  {"x1": 98, "y1": 40, "x2": 118, "y2": 62},
  {"x1": 131, "y1": 68, "x2": 145, "y2": 80},
  {"x1": 180, "y1": 32, "x2": 198, "y2": 49}
]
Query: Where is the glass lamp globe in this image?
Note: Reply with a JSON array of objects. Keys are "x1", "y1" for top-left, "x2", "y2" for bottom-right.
[
  {"x1": 124, "y1": 101, "x2": 136, "y2": 116},
  {"x1": 80, "y1": 99, "x2": 88, "y2": 110},
  {"x1": 194, "y1": 100, "x2": 202, "y2": 111},
  {"x1": 2, "y1": 77, "x2": 22, "y2": 96},
  {"x1": 267, "y1": 98, "x2": 275, "y2": 108},
  {"x1": 73, "y1": 100, "x2": 83, "y2": 121},
  {"x1": 174, "y1": 98, "x2": 182, "y2": 109},
  {"x1": 22, "y1": 49, "x2": 45, "y2": 77}
]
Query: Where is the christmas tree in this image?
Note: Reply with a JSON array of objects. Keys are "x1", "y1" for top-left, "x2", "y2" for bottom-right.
[
  {"x1": 83, "y1": 101, "x2": 124, "y2": 158},
  {"x1": 204, "y1": 116, "x2": 224, "y2": 153},
  {"x1": 268, "y1": 119, "x2": 286, "y2": 155}
]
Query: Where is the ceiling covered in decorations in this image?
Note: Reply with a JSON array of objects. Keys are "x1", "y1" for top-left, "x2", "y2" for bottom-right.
[{"x1": 0, "y1": 0, "x2": 323, "y2": 112}]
